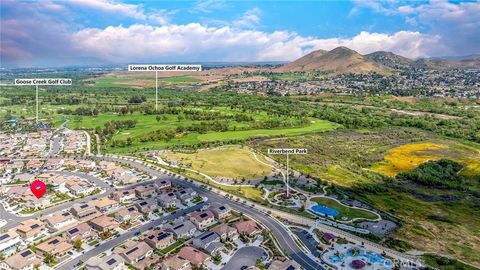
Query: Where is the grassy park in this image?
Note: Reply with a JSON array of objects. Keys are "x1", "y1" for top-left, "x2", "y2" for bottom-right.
[
  {"x1": 310, "y1": 196, "x2": 378, "y2": 221},
  {"x1": 160, "y1": 145, "x2": 274, "y2": 180}
]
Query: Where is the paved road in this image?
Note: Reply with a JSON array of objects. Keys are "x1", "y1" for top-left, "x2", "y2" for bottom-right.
[
  {"x1": 294, "y1": 230, "x2": 320, "y2": 257},
  {"x1": 100, "y1": 156, "x2": 324, "y2": 270},
  {"x1": 221, "y1": 246, "x2": 266, "y2": 270},
  {"x1": 48, "y1": 136, "x2": 62, "y2": 157},
  {"x1": 59, "y1": 202, "x2": 206, "y2": 270}
]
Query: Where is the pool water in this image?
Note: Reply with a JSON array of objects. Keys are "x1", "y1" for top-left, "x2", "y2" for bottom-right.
[
  {"x1": 325, "y1": 246, "x2": 394, "y2": 269},
  {"x1": 311, "y1": 204, "x2": 339, "y2": 217}
]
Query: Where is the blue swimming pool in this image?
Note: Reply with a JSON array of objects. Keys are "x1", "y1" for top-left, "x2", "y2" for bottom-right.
[{"x1": 311, "y1": 204, "x2": 339, "y2": 217}]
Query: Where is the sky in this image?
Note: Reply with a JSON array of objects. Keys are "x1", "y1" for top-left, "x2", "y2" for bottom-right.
[{"x1": 1, "y1": 0, "x2": 479, "y2": 67}]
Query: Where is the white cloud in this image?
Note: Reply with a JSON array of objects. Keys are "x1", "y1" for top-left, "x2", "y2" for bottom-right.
[
  {"x1": 66, "y1": 0, "x2": 147, "y2": 19},
  {"x1": 71, "y1": 23, "x2": 441, "y2": 63},
  {"x1": 351, "y1": 0, "x2": 480, "y2": 56},
  {"x1": 3, "y1": 0, "x2": 478, "y2": 66},
  {"x1": 191, "y1": 0, "x2": 229, "y2": 13},
  {"x1": 233, "y1": 8, "x2": 261, "y2": 29}
]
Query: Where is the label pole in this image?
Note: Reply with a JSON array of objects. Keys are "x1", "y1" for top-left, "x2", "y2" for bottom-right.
[
  {"x1": 155, "y1": 71, "x2": 158, "y2": 111},
  {"x1": 36, "y1": 85, "x2": 39, "y2": 124},
  {"x1": 286, "y1": 152, "x2": 290, "y2": 197}
]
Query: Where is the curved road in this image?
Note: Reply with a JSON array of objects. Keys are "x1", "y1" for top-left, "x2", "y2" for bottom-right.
[{"x1": 100, "y1": 156, "x2": 324, "y2": 270}]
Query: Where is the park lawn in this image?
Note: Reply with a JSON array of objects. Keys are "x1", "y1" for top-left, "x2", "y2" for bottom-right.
[
  {"x1": 197, "y1": 119, "x2": 337, "y2": 141},
  {"x1": 310, "y1": 196, "x2": 378, "y2": 221},
  {"x1": 175, "y1": 168, "x2": 265, "y2": 203},
  {"x1": 161, "y1": 145, "x2": 274, "y2": 180},
  {"x1": 370, "y1": 140, "x2": 480, "y2": 178}
]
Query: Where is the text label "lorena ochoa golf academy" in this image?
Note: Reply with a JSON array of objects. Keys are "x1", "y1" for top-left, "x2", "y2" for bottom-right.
[
  {"x1": 128, "y1": 64, "x2": 202, "y2": 72},
  {"x1": 14, "y1": 78, "x2": 72, "y2": 85}
]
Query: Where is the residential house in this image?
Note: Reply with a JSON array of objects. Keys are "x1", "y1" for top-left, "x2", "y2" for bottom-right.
[
  {"x1": 176, "y1": 188, "x2": 197, "y2": 204},
  {"x1": 92, "y1": 197, "x2": 119, "y2": 212},
  {"x1": 111, "y1": 190, "x2": 136, "y2": 204},
  {"x1": 85, "y1": 254, "x2": 127, "y2": 270},
  {"x1": 177, "y1": 246, "x2": 210, "y2": 267},
  {"x1": 192, "y1": 231, "x2": 224, "y2": 255},
  {"x1": 144, "y1": 230, "x2": 174, "y2": 249},
  {"x1": 66, "y1": 179, "x2": 96, "y2": 196},
  {"x1": 71, "y1": 202, "x2": 99, "y2": 219},
  {"x1": 154, "y1": 178, "x2": 171, "y2": 191},
  {"x1": 35, "y1": 236, "x2": 72, "y2": 258},
  {"x1": 234, "y1": 220, "x2": 262, "y2": 237},
  {"x1": 115, "y1": 207, "x2": 142, "y2": 223},
  {"x1": 14, "y1": 219, "x2": 45, "y2": 239},
  {"x1": 208, "y1": 203, "x2": 232, "y2": 220},
  {"x1": 160, "y1": 256, "x2": 191, "y2": 270},
  {"x1": 43, "y1": 211, "x2": 77, "y2": 231},
  {"x1": 211, "y1": 224, "x2": 238, "y2": 241},
  {"x1": 134, "y1": 184, "x2": 155, "y2": 198},
  {"x1": 26, "y1": 159, "x2": 43, "y2": 172},
  {"x1": 1, "y1": 249, "x2": 43, "y2": 270},
  {"x1": 0, "y1": 231, "x2": 23, "y2": 256},
  {"x1": 189, "y1": 210, "x2": 215, "y2": 230},
  {"x1": 114, "y1": 240, "x2": 153, "y2": 265},
  {"x1": 134, "y1": 199, "x2": 156, "y2": 214},
  {"x1": 89, "y1": 215, "x2": 119, "y2": 233},
  {"x1": 157, "y1": 192, "x2": 179, "y2": 208},
  {"x1": 165, "y1": 220, "x2": 197, "y2": 239},
  {"x1": 65, "y1": 223, "x2": 97, "y2": 243}
]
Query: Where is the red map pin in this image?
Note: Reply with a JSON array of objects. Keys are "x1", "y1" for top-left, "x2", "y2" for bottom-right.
[{"x1": 30, "y1": 180, "x2": 47, "y2": 199}]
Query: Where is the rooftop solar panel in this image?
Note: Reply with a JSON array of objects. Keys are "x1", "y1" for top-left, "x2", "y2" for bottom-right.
[
  {"x1": 173, "y1": 224, "x2": 184, "y2": 230},
  {"x1": 200, "y1": 232, "x2": 215, "y2": 240},
  {"x1": 125, "y1": 246, "x2": 139, "y2": 255},
  {"x1": 157, "y1": 232, "x2": 169, "y2": 240},
  {"x1": 48, "y1": 239, "x2": 60, "y2": 245},
  {"x1": 106, "y1": 258, "x2": 117, "y2": 265},
  {"x1": 20, "y1": 250, "x2": 32, "y2": 257}
]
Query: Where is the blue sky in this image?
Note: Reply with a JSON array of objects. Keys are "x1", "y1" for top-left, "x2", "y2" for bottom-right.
[{"x1": 1, "y1": 0, "x2": 479, "y2": 67}]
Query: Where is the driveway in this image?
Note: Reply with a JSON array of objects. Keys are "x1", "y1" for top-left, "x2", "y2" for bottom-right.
[{"x1": 221, "y1": 246, "x2": 266, "y2": 270}]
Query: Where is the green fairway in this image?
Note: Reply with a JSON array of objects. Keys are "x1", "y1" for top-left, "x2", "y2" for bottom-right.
[
  {"x1": 311, "y1": 196, "x2": 378, "y2": 221},
  {"x1": 197, "y1": 119, "x2": 337, "y2": 141}
]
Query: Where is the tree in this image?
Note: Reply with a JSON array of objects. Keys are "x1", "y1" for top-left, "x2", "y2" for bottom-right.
[
  {"x1": 73, "y1": 239, "x2": 82, "y2": 250},
  {"x1": 43, "y1": 252, "x2": 57, "y2": 265}
]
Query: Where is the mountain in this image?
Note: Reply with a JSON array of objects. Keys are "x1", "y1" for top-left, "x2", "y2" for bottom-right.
[
  {"x1": 276, "y1": 46, "x2": 388, "y2": 74},
  {"x1": 412, "y1": 57, "x2": 480, "y2": 70},
  {"x1": 365, "y1": 51, "x2": 412, "y2": 70}
]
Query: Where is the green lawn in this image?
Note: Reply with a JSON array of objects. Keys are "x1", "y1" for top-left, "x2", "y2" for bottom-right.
[
  {"x1": 159, "y1": 75, "x2": 201, "y2": 84},
  {"x1": 197, "y1": 119, "x2": 337, "y2": 141},
  {"x1": 310, "y1": 196, "x2": 378, "y2": 221},
  {"x1": 72, "y1": 112, "x2": 337, "y2": 152},
  {"x1": 161, "y1": 145, "x2": 274, "y2": 180}
]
